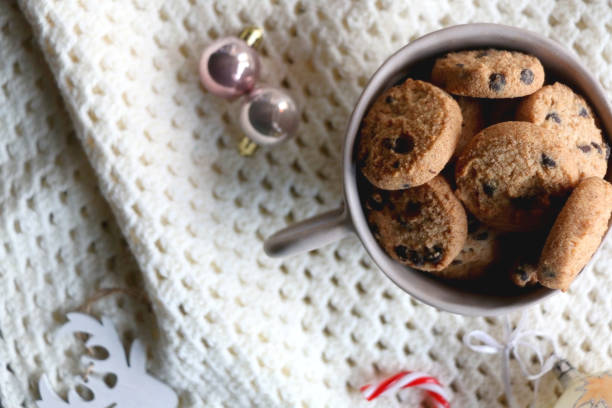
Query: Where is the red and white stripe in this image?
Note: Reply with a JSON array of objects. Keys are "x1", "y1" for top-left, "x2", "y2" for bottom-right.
[{"x1": 360, "y1": 371, "x2": 450, "y2": 408}]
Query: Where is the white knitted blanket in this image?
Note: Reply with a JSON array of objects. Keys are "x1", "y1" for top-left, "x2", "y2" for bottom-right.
[{"x1": 2, "y1": 0, "x2": 612, "y2": 407}]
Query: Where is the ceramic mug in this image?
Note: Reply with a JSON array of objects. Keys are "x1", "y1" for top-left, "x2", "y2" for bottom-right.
[{"x1": 264, "y1": 24, "x2": 612, "y2": 316}]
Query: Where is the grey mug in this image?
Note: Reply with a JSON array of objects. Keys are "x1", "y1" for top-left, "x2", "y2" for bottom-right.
[{"x1": 264, "y1": 24, "x2": 612, "y2": 316}]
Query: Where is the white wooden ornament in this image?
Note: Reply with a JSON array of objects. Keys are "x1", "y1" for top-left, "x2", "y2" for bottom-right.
[{"x1": 37, "y1": 313, "x2": 178, "y2": 408}]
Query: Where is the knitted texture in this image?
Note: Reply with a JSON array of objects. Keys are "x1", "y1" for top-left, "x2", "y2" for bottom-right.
[
  {"x1": 0, "y1": 2, "x2": 159, "y2": 406},
  {"x1": 5, "y1": 0, "x2": 612, "y2": 407}
]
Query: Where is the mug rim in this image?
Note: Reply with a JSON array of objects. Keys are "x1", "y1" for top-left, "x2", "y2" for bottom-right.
[{"x1": 342, "y1": 23, "x2": 612, "y2": 316}]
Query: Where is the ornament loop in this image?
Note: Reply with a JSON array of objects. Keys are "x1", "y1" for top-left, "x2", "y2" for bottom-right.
[{"x1": 463, "y1": 315, "x2": 561, "y2": 408}]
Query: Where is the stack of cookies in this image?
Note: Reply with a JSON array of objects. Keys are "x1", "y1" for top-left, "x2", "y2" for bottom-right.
[{"x1": 357, "y1": 49, "x2": 612, "y2": 291}]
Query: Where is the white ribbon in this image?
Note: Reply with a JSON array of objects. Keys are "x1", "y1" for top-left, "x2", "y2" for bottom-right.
[{"x1": 463, "y1": 315, "x2": 560, "y2": 408}]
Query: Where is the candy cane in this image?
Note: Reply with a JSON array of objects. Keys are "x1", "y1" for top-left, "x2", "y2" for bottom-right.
[{"x1": 360, "y1": 371, "x2": 450, "y2": 408}]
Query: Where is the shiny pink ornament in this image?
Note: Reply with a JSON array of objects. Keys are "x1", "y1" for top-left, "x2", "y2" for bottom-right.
[
  {"x1": 199, "y1": 37, "x2": 260, "y2": 98},
  {"x1": 239, "y1": 87, "x2": 299, "y2": 145}
]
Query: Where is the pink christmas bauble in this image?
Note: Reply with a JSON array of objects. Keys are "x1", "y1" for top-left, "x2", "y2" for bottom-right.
[
  {"x1": 199, "y1": 37, "x2": 260, "y2": 98},
  {"x1": 239, "y1": 87, "x2": 298, "y2": 145}
]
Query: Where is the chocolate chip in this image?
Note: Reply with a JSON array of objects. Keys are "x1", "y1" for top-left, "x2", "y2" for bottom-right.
[
  {"x1": 520, "y1": 68, "x2": 534, "y2": 84},
  {"x1": 591, "y1": 142, "x2": 603, "y2": 154},
  {"x1": 385, "y1": 95, "x2": 394, "y2": 104},
  {"x1": 404, "y1": 201, "x2": 421, "y2": 218},
  {"x1": 424, "y1": 245, "x2": 444, "y2": 264},
  {"x1": 392, "y1": 160, "x2": 400, "y2": 169},
  {"x1": 409, "y1": 250, "x2": 424, "y2": 266},
  {"x1": 579, "y1": 107, "x2": 589, "y2": 117},
  {"x1": 578, "y1": 144, "x2": 592, "y2": 153},
  {"x1": 476, "y1": 50, "x2": 489, "y2": 58},
  {"x1": 382, "y1": 138, "x2": 393, "y2": 149},
  {"x1": 455, "y1": 63, "x2": 464, "y2": 68},
  {"x1": 545, "y1": 112, "x2": 561, "y2": 124},
  {"x1": 542, "y1": 267, "x2": 556, "y2": 279},
  {"x1": 369, "y1": 223, "x2": 379, "y2": 235},
  {"x1": 489, "y1": 73, "x2": 506, "y2": 92},
  {"x1": 482, "y1": 182, "x2": 496, "y2": 197},
  {"x1": 511, "y1": 195, "x2": 538, "y2": 210},
  {"x1": 367, "y1": 192, "x2": 386, "y2": 211},
  {"x1": 393, "y1": 133, "x2": 415, "y2": 154},
  {"x1": 475, "y1": 232, "x2": 489, "y2": 241},
  {"x1": 394, "y1": 245, "x2": 409, "y2": 260},
  {"x1": 451, "y1": 259, "x2": 462, "y2": 265},
  {"x1": 541, "y1": 153, "x2": 556, "y2": 168}
]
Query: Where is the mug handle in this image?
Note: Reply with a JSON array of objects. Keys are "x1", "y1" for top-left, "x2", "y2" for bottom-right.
[{"x1": 264, "y1": 205, "x2": 354, "y2": 257}]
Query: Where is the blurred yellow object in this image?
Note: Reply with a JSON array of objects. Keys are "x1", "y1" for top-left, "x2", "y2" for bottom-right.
[
  {"x1": 238, "y1": 26, "x2": 263, "y2": 48},
  {"x1": 238, "y1": 136, "x2": 258, "y2": 156}
]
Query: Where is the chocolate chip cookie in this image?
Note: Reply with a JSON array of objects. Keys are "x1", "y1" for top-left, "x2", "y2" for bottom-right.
[
  {"x1": 455, "y1": 121, "x2": 581, "y2": 231},
  {"x1": 509, "y1": 262, "x2": 538, "y2": 287},
  {"x1": 537, "y1": 177, "x2": 612, "y2": 291},
  {"x1": 454, "y1": 96, "x2": 485, "y2": 159},
  {"x1": 358, "y1": 78, "x2": 462, "y2": 190},
  {"x1": 434, "y1": 216, "x2": 500, "y2": 279},
  {"x1": 366, "y1": 176, "x2": 467, "y2": 271},
  {"x1": 516, "y1": 82, "x2": 608, "y2": 179},
  {"x1": 432, "y1": 49, "x2": 544, "y2": 98}
]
